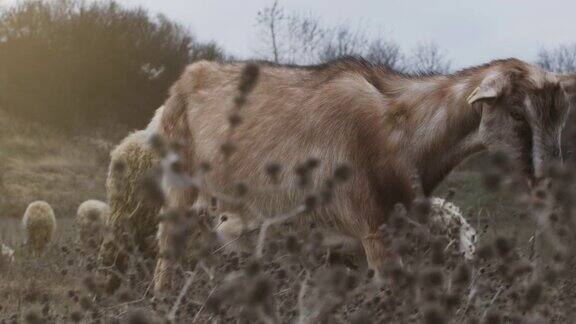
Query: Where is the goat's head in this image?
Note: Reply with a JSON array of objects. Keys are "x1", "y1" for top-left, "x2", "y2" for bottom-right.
[{"x1": 467, "y1": 60, "x2": 574, "y2": 183}]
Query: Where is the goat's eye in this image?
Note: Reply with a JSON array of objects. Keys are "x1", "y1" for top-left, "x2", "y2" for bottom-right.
[{"x1": 510, "y1": 111, "x2": 524, "y2": 122}]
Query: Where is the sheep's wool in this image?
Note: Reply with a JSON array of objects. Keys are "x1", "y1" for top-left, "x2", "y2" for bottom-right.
[
  {"x1": 22, "y1": 200, "x2": 57, "y2": 255},
  {"x1": 77, "y1": 199, "x2": 110, "y2": 226},
  {"x1": 99, "y1": 107, "x2": 164, "y2": 272},
  {"x1": 77, "y1": 199, "x2": 110, "y2": 248},
  {"x1": 430, "y1": 197, "x2": 476, "y2": 260}
]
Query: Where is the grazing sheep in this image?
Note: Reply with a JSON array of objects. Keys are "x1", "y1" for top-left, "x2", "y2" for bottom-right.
[
  {"x1": 215, "y1": 212, "x2": 244, "y2": 243},
  {"x1": 99, "y1": 106, "x2": 164, "y2": 278},
  {"x1": 214, "y1": 212, "x2": 258, "y2": 253},
  {"x1": 430, "y1": 197, "x2": 477, "y2": 260},
  {"x1": 77, "y1": 199, "x2": 110, "y2": 250},
  {"x1": 22, "y1": 201, "x2": 56, "y2": 256},
  {"x1": 213, "y1": 197, "x2": 477, "y2": 261}
]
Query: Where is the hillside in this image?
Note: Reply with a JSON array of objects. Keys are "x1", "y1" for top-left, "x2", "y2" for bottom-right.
[{"x1": 0, "y1": 109, "x2": 116, "y2": 219}]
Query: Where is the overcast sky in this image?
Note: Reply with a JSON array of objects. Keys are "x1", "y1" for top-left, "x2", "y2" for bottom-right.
[{"x1": 113, "y1": 0, "x2": 575, "y2": 69}]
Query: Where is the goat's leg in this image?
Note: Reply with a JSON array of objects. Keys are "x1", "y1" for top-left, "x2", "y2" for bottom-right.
[
  {"x1": 346, "y1": 191, "x2": 394, "y2": 281},
  {"x1": 153, "y1": 221, "x2": 172, "y2": 293},
  {"x1": 361, "y1": 234, "x2": 393, "y2": 281}
]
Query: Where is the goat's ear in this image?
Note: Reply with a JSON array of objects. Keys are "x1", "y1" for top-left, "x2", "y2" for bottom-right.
[
  {"x1": 466, "y1": 73, "x2": 508, "y2": 105},
  {"x1": 560, "y1": 74, "x2": 576, "y2": 104}
]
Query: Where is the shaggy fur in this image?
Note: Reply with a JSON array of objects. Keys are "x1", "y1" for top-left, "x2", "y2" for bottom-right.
[
  {"x1": 430, "y1": 197, "x2": 476, "y2": 260},
  {"x1": 153, "y1": 57, "x2": 574, "y2": 292},
  {"x1": 77, "y1": 199, "x2": 110, "y2": 249},
  {"x1": 22, "y1": 201, "x2": 56, "y2": 256},
  {"x1": 99, "y1": 107, "x2": 164, "y2": 276}
]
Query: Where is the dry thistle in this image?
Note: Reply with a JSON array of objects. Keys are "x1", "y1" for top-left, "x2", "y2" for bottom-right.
[
  {"x1": 247, "y1": 277, "x2": 272, "y2": 305},
  {"x1": 148, "y1": 133, "x2": 168, "y2": 157},
  {"x1": 111, "y1": 159, "x2": 126, "y2": 174},
  {"x1": 237, "y1": 63, "x2": 260, "y2": 95},
  {"x1": 220, "y1": 141, "x2": 236, "y2": 157},
  {"x1": 413, "y1": 196, "x2": 431, "y2": 224},
  {"x1": 420, "y1": 267, "x2": 444, "y2": 288},
  {"x1": 454, "y1": 263, "x2": 471, "y2": 287},
  {"x1": 524, "y1": 281, "x2": 543, "y2": 311},
  {"x1": 483, "y1": 171, "x2": 502, "y2": 191},
  {"x1": 199, "y1": 160, "x2": 212, "y2": 173},
  {"x1": 494, "y1": 236, "x2": 514, "y2": 259},
  {"x1": 333, "y1": 164, "x2": 352, "y2": 183},
  {"x1": 234, "y1": 182, "x2": 249, "y2": 198},
  {"x1": 126, "y1": 309, "x2": 154, "y2": 324},
  {"x1": 228, "y1": 112, "x2": 242, "y2": 127},
  {"x1": 138, "y1": 173, "x2": 165, "y2": 206},
  {"x1": 23, "y1": 309, "x2": 42, "y2": 324},
  {"x1": 422, "y1": 305, "x2": 447, "y2": 324},
  {"x1": 265, "y1": 162, "x2": 282, "y2": 185}
]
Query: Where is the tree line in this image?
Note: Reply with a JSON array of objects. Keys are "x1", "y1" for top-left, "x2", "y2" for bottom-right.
[
  {"x1": 0, "y1": 0, "x2": 224, "y2": 131},
  {"x1": 254, "y1": 1, "x2": 451, "y2": 74}
]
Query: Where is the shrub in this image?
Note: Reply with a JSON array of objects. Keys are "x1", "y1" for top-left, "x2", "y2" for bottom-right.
[{"x1": 0, "y1": 0, "x2": 225, "y2": 131}]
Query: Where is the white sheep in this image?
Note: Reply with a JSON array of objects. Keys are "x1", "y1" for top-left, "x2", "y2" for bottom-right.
[
  {"x1": 22, "y1": 201, "x2": 57, "y2": 256},
  {"x1": 430, "y1": 197, "x2": 477, "y2": 260},
  {"x1": 213, "y1": 212, "x2": 259, "y2": 253},
  {"x1": 213, "y1": 197, "x2": 477, "y2": 260},
  {"x1": 77, "y1": 199, "x2": 110, "y2": 249}
]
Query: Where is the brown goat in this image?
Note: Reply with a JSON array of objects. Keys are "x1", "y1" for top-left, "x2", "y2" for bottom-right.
[{"x1": 153, "y1": 57, "x2": 574, "y2": 293}]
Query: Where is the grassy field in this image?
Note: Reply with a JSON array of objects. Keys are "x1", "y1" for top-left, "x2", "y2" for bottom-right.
[
  {"x1": 0, "y1": 109, "x2": 116, "y2": 219},
  {"x1": 0, "y1": 110, "x2": 574, "y2": 323},
  {"x1": 1, "y1": 217, "x2": 81, "y2": 316}
]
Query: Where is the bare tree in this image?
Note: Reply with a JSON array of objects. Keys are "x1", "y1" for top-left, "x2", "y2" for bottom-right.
[
  {"x1": 365, "y1": 37, "x2": 405, "y2": 71},
  {"x1": 537, "y1": 44, "x2": 576, "y2": 73},
  {"x1": 318, "y1": 23, "x2": 368, "y2": 62},
  {"x1": 253, "y1": 1, "x2": 451, "y2": 75},
  {"x1": 407, "y1": 42, "x2": 451, "y2": 74},
  {"x1": 255, "y1": 2, "x2": 391, "y2": 66},
  {"x1": 283, "y1": 11, "x2": 328, "y2": 64},
  {"x1": 256, "y1": 0, "x2": 284, "y2": 63}
]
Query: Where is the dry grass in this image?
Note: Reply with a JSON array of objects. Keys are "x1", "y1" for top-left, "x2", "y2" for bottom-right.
[
  {"x1": 0, "y1": 218, "x2": 81, "y2": 317},
  {"x1": 438, "y1": 167, "x2": 536, "y2": 247},
  {"x1": 0, "y1": 109, "x2": 113, "y2": 219}
]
